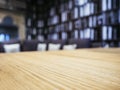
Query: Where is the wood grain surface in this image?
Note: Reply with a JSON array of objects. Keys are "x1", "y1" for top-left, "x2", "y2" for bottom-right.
[{"x1": 0, "y1": 48, "x2": 120, "y2": 90}]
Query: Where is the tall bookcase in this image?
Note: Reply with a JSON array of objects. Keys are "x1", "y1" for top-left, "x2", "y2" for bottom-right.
[
  {"x1": 25, "y1": 0, "x2": 47, "y2": 41},
  {"x1": 25, "y1": 0, "x2": 120, "y2": 47}
]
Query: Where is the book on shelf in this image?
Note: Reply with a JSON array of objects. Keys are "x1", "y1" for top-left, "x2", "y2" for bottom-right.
[
  {"x1": 90, "y1": 3, "x2": 94, "y2": 14},
  {"x1": 102, "y1": 0, "x2": 107, "y2": 11},
  {"x1": 60, "y1": 24, "x2": 65, "y2": 31},
  {"x1": 108, "y1": 26, "x2": 112, "y2": 40},
  {"x1": 62, "y1": 32, "x2": 67, "y2": 40},
  {"x1": 68, "y1": 0, "x2": 73, "y2": 9},
  {"x1": 79, "y1": 7, "x2": 84, "y2": 17},
  {"x1": 37, "y1": 20, "x2": 44, "y2": 28},
  {"x1": 61, "y1": 12, "x2": 68, "y2": 22},
  {"x1": 102, "y1": 0, "x2": 114, "y2": 11},
  {"x1": 97, "y1": 15, "x2": 103, "y2": 26},
  {"x1": 55, "y1": 25, "x2": 59, "y2": 32},
  {"x1": 50, "y1": 7, "x2": 55, "y2": 16},
  {"x1": 84, "y1": 3, "x2": 90, "y2": 16},
  {"x1": 83, "y1": 18, "x2": 88, "y2": 28},
  {"x1": 75, "y1": 20, "x2": 80, "y2": 29},
  {"x1": 84, "y1": 28, "x2": 91, "y2": 39},
  {"x1": 52, "y1": 33, "x2": 58, "y2": 40},
  {"x1": 68, "y1": 22, "x2": 73, "y2": 31},
  {"x1": 75, "y1": 0, "x2": 85, "y2": 6},
  {"x1": 102, "y1": 26, "x2": 108, "y2": 40},
  {"x1": 27, "y1": 35, "x2": 32, "y2": 40},
  {"x1": 89, "y1": 17, "x2": 93, "y2": 27},
  {"x1": 27, "y1": 18, "x2": 31, "y2": 27},
  {"x1": 80, "y1": 30, "x2": 84, "y2": 39},
  {"x1": 74, "y1": 30, "x2": 78, "y2": 39},
  {"x1": 33, "y1": 28, "x2": 37, "y2": 35},
  {"x1": 52, "y1": 15, "x2": 59, "y2": 25},
  {"x1": 108, "y1": 0, "x2": 112, "y2": 10},
  {"x1": 109, "y1": 11, "x2": 119, "y2": 24},
  {"x1": 48, "y1": 34, "x2": 51, "y2": 40},
  {"x1": 90, "y1": 29, "x2": 94, "y2": 40},
  {"x1": 73, "y1": 7, "x2": 79, "y2": 19},
  {"x1": 92, "y1": 16, "x2": 97, "y2": 27},
  {"x1": 38, "y1": 35, "x2": 44, "y2": 41},
  {"x1": 79, "y1": 2, "x2": 94, "y2": 17},
  {"x1": 102, "y1": 13, "x2": 107, "y2": 25}
]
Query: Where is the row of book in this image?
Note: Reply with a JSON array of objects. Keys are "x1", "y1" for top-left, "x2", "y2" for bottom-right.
[
  {"x1": 47, "y1": 10, "x2": 120, "y2": 27},
  {"x1": 26, "y1": 11, "x2": 120, "y2": 37},
  {"x1": 102, "y1": 0, "x2": 119, "y2": 11},
  {"x1": 47, "y1": 29, "x2": 92, "y2": 40},
  {"x1": 26, "y1": 1, "x2": 119, "y2": 28},
  {"x1": 26, "y1": 26, "x2": 119, "y2": 41},
  {"x1": 48, "y1": 0, "x2": 119, "y2": 20},
  {"x1": 74, "y1": 0, "x2": 119, "y2": 10},
  {"x1": 48, "y1": 22, "x2": 73, "y2": 33},
  {"x1": 75, "y1": 0, "x2": 90, "y2": 6},
  {"x1": 27, "y1": 32, "x2": 45, "y2": 41},
  {"x1": 27, "y1": 9, "x2": 120, "y2": 29},
  {"x1": 28, "y1": 0, "x2": 118, "y2": 19},
  {"x1": 26, "y1": 0, "x2": 120, "y2": 41},
  {"x1": 48, "y1": 3, "x2": 96, "y2": 23},
  {"x1": 27, "y1": 18, "x2": 44, "y2": 28},
  {"x1": 102, "y1": 26, "x2": 119, "y2": 40},
  {"x1": 46, "y1": 26, "x2": 120, "y2": 41},
  {"x1": 47, "y1": 12, "x2": 120, "y2": 33},
  {"x1": 49, "y1": 0, "x2": 73, "y2": 16}
]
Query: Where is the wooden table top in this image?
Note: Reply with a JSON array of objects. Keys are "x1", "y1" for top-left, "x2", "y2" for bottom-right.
[{"x1": 0, "y1": 48, "x2": 120, "y2": 90}]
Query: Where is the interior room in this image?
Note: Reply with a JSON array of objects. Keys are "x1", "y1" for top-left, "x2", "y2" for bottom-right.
[{"x1": 0, "y1": 0, "x2": 120, "y2": 89}]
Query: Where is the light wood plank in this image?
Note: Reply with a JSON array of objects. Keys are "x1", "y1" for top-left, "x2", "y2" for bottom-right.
[{"x1": 0, "y1": 48, "x2": 120, "y2": 90}]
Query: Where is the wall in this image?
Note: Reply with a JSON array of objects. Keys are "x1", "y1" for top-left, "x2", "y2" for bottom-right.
[{"x1": 0, "y1": 10, "x2": 26, "y2": 40}]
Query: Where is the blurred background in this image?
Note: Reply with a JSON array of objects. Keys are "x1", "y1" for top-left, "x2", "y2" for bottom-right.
[{"x1": 0, "y1": 0, "x2": 120, "y2": 48}]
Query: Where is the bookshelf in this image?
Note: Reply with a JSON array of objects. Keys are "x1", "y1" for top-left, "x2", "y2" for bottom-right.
[
  {"x1": 25, "y1": 0, "x2": 46, "y2": 41},
  {"x1": 25, "y1": 0, "x2": 120, "y2": 47}
]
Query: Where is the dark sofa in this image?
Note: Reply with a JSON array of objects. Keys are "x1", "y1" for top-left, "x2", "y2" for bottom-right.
[
  {"x1": 0, "y1": 39, "x2": 91, "y2": 53},
  {"x1": 0, "y1": 40, "x2": 21, "y2": 53}
]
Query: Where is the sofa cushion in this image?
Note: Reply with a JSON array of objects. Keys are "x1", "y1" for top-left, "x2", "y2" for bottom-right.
[
  {"x1": 37, "y1": 43, "x2": 47, "y2": 51},
  {"x1": 63, "y1": 44, "x2": 77, "y2": 50},
  {"x1": 49, "y1": 40, "x2": 67, "y2": 49},
  {"x1": 3, "y1": 43, "x2": 20, "y2": 53},
  {"x1": 48, "y1": 43, "x2": 61, "y2": 51},
  {"x1": 0, "y1": 40, "x2": 21, "y2": 53}
]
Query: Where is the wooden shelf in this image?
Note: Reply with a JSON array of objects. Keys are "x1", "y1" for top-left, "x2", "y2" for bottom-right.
[{"x1": 25, "y1": 0, "x2": 120, "y2": 47}]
